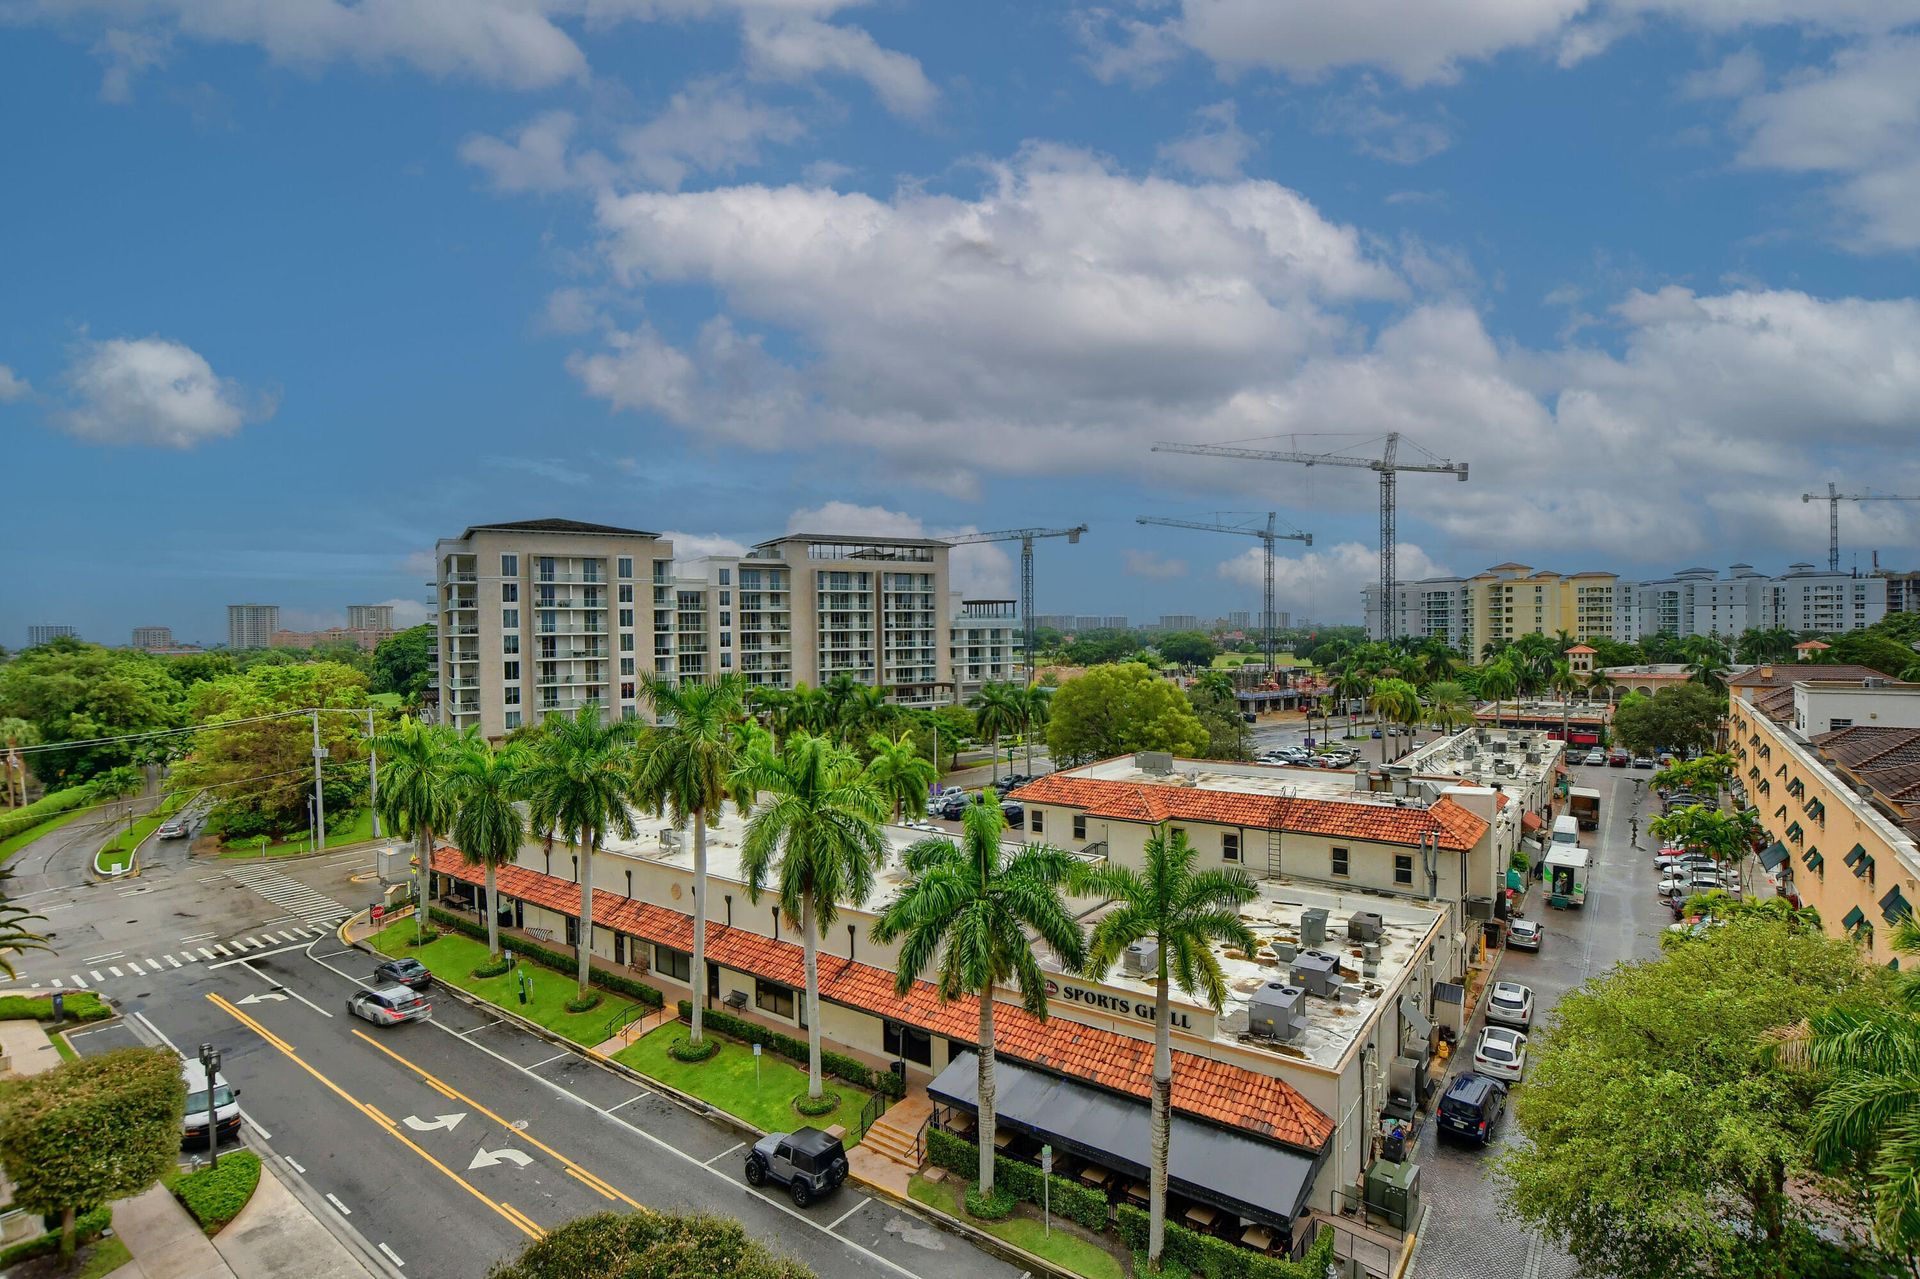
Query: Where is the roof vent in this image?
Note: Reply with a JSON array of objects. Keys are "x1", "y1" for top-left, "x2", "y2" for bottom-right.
[{"x1": 1135, "y1": 751, "x2": 1173, "y2": 774}]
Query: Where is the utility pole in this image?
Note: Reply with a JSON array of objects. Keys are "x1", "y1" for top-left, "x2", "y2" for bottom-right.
[
  {"x1": 366, "y1": 707, "x2": 381, "y2": 839},
  {"x1": 310, "y1": 711, "x2": 328, "y2": 853}
]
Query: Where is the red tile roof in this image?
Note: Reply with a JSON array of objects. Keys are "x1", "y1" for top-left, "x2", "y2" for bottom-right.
[
  {"x1": 1010, "y1": 772, "x2": 1488, "y2": 851},
  {"x1": 430, "y1": 849, "x2": 1334, "y2": 1153}
]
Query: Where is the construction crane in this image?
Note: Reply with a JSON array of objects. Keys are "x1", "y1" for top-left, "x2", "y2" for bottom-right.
[
  {"x1": 1801, "y1": 482, "x2": 1920, "y2": 574},
  {"x1": 945, "y1": 525, "x2": 1088, "y2": 685},
  {"x1": 1136, "y1": 513, "x2": 1311, "y2": 673},
  {"x1": 1152, "y1": 433, "x2": 1468, "y2": 639}
]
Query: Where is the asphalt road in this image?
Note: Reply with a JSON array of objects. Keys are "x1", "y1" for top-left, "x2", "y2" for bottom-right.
[
  {"x1": 13, "y1": 828, "x2": 1021, "y2": 1279},
  {"x1": 1410, "y1": 763, "x2": 1669, "y2": 1279}
]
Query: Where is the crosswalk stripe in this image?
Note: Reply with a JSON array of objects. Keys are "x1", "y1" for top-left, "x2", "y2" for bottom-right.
[
  {"x1": 50, "y1": 978, "x2": 62, "y2": 987},
  {"x1": 197, "y1": 948, "x2": 215, "y2": 961},
  {"x1": 69, "y1": 974, "x2": 84, "y2": 987},
  {"x1": 166, "y1": 955, "x2": 182, "y2": 968},
  {"x1": 212, "y1": 944, "x2": 232, "y2": 957},
  {"x1": 90, "y1": 971, "x2": 104, "y2": 982},
  {"x1": 146, "y1": 957, "x2": 162, "y2": 968},
  {"x1": 108, "y1": 966, "x2": 123, "y2": 977},
  {"x1": 126, "y1": 961, "x2": 144, "y2": 975},
  {"x1": 277, "y1": 930, "x2": 300, "y2": 943}
]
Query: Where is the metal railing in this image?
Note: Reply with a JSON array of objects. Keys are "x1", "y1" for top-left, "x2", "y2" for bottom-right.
[
  {"x1": 856, "y1": 1088, "x2": 893, "y2": 1140},
  {"x1": 606, "y1": 1001, "x2": 652, "y2": 1043}
]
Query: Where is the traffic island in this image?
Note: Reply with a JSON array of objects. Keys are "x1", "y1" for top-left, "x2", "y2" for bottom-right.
[{"x1": 166, "y1": 1150, "x2": 262, "y2": 1236}]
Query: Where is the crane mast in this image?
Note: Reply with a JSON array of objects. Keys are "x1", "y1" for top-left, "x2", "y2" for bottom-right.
[
  {"x1": 1135, "y1": 513, "x2": 1311, "y2": 672},
  {"x1": 944, "y1": 525, "x2": 1088, "y2": 685},
  {"x1": 1800, "y1": 482, "x2": 1920, "y2": 574}
]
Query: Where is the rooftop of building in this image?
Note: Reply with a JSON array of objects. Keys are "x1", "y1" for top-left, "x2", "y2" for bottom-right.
[
  {"x1": 1010, "y1": 757, "x2": 1491, "y2": 851},
  {"x1": 459, "y1": 518, "x2": 659, "y2": 538},
  {"x1": 754, "y1": 532, "x2": 950, "y2": 553},
  {"x1": 1472, "y1": 699, "x2": 1609, "y2": 722},
  {"x1": 1730, "y1": 662, "x2": 1892, "y2": 698},
  {"x1": 1400, "y1": 727, "x2": 1566, "y2": 790}
]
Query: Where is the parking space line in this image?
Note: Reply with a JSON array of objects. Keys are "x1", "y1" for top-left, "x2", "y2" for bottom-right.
[
  {"x1": 378, "y1": 1242, "x2": 405, "y2": 1268},
  {"x1": 325, "y1": 1192, "x2": 352, "y2": 1216},
  {"x1": 461, "y1": 1019, "x2": 504, "y2": 1037},
  {"x1": 705, "y1": 1141, "x2": 745, "y2": 1166},
  {"x1": 827, "y1": 1198, "x2": 868, "y2": 1231},
  {"x1": 529, "y1": 1052, "x2": 569, "y2": 1069},
  {"x1": 606, "y1": 1094, "x2": 648, "y2": 1113}
]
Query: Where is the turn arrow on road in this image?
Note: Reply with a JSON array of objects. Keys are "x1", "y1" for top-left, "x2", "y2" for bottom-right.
[
  {"x1": 468, "y1": 1147, "x2": 533, "y2": 1171},
  {"x1": 402, "y1": 1113, "x2": 467, "y2": 1133}
]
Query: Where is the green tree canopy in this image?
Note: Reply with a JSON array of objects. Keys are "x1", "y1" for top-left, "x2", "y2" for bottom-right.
[
  {"x1": 1059, "y1": 628, "x2": 1149, "y2": 666},
  {"x1": 370, "y1": 624, "x2": 436, "y2": 701},
  {"x1": 1045, "y1": 663, "x2": 1209, "y2": 765},
  {"x1": 487, "y1": 1212, "x2": 814, "y2": 1279},
  {"x1": 1497, "y1": 916, "x2": 1869, "y2": 1279},
  {"x1": 0, "y1": 639, "x2": 186, "y2": 784},
  {"x1": 1183, "y1": 681, "x2": 1250, "y2": 762},
  {"x1": 0, "y1": 1046, "x2": 186, "y2": 1261},
  {"x1": 1155, "y1": 631, "x2": 1218, "y2": 667},
  {"x1": 1610, "y1": 681, "x2": 1725, "y2": 757}
]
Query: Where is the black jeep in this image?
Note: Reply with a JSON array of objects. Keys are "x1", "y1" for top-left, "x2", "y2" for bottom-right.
[{"x1": 745, "y1": 1126, "x2": 848, "y2": 1207}]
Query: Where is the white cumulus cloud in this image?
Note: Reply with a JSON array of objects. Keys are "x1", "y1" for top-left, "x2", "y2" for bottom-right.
[
  {"x1": 741, "y1": 16, "x2": 936, "y2": 116},
  {"x1": 0, "y1": 365, "x2": 31, "y2": 402},
  {"x1": 55, "y1": 336, "x2": 272, "y2": 448},
  {"x1": 785, "y1": 502, "x2": 1015, "y2": 599},
  {"x1": 662, "y1": 530, "x2": 751, "y2": 562},
  {"x1": 1220, "y1": 540, "x2": 1452, "y2": 620}
]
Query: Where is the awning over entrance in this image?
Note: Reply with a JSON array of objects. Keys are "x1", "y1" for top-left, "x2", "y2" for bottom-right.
[
  {"x1": 1760, "y1": 841, "x2": 1789, "y2": 871},
  {"x1": 1521, "y1": 811, "x2": 1543, "y2": 833},
  {"x1": 930, "y1": 1052, "x2": 1325, "y2": 1230}
]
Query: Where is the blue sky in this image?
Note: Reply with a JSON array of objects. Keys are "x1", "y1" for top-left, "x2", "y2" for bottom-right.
[{"x1": 4, "y1": 1, "x2": 1920, "y2": 645}]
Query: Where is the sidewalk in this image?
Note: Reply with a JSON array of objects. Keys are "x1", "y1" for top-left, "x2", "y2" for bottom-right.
[{"x1": 110, "y1": 1160, "x2": 378, "y2": 1279}]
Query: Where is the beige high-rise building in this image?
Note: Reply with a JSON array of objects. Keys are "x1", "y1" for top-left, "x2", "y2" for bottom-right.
[
  {"x1": 132, "y1": 626, "x2": 173, "y2": 650},
  {"x1": 434, "y1": 520, "x2": 1020, "y2": 738},
  {"x1": 226, "y1": 604, "x2": 279, "y2": 650},
  {"x1": 347, "y1": 604, "x2": 395, "y2": 631}
]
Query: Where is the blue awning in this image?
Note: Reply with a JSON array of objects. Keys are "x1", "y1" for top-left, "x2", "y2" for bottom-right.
[{"x1": 929, "y1": 1051, "x2": 1325, "y2": 1231}]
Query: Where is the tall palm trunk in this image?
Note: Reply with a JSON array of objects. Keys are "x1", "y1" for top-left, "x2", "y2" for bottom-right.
[
  {"x1": 415, "y1": 826, "x2": 433, "y2": 940},
  {"x1": 978, "y1": 987, "x2": 997, "y2": 1196},
  {"x1": 576, "y1": 828, "x2": 594, "y2": 995},
  {"x1": 485, "y1": 864, "x2": 500, "y2": 958},
  {"x1": 1148, "y1": 965, "x2": 1172, "y2": 1268},
  {"x1": 801, "y1": 895, "x2": 823, "y2": 1098},
  {"x1": 989, "y1": 733, "x2": 1000, "y2": 787},
  {"x1": 690, "y1": 807, "x2": 709, "y2": 1045},
  {"x1": 1022, "y1": 715, "x2": 1034, "y2": 776}
]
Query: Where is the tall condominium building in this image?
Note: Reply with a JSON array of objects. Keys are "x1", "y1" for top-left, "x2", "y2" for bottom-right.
[
  {"x1": 27, "y1": 624, "x2": 76, "y2": 646},
  {"x1": 1226, "y1": 610, "x2": 1250, "y2": 630},
  {"x1": 1155, "y1": 614, "x2": 1201, "y2": 632},
  {"x1": 347, "y1": 604, "x2": 395, "y2": 631},
  {"x1": 1879, "y1": 571, "x2": 1920, "y2": 615},
  {"x1": 131, "y1": 626, "x2": 173, "y2": 650},
  {"x1": 226, "y1": 604, "x2": 280, "y2": 650},
  {"x1": 1364, "y1": 562, "x2": 1887, "y2": 646},
  {"x1": 434, "y1": 520, "x2": 1020, "y2": 738}
]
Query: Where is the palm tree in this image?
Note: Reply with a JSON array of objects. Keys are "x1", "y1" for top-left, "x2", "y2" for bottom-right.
[
  {"x1": 372, "y1": 718, "x2": 460, "y2": 942},
  {"x1": 1424, "y1": 680, "x2": 1469, "y2": 733},
  {"x1": 635, "y1": 674, "x2": 748, "y2": 1048},
  {"x1": 870, "y1": 800, "x2": 1087, "y2": 1198},
  {"x1": 1584, "y1": 669, "x2": 1615, "y2": 706},
  {"x1": 841, "y1": 684, "x2": 892, "y2": 743},
  {"x1": 1369, "y1": 677, "x2": 1422, "y2": 761},
  {"x1": 1804, "y1": 916, "x2": 1920, "y2": 1257},
  {"x1": 0, "y1": 864, "x2": 47, "y2": 978},
  {"x1": 821, "y1": 674, "x2": 862, "y2": 729},
  {"x1": 448, "y1": 734, "x2": 526, "y2": 960},
  {"x1": 1479, "y1": 660, "x2": 1518, "y2": 729},
  {"x1": 734, "y1": 734, "x2": 887, "y2": 1098},
  {"x1": 864, "y1": 731, "x2": 936, "y2": 823},
  {"x1": 969, "y1": 682, "x2": 1021, "y2": 787},
  {"x1": 520, "y1": 704, "x2": 641, "y2": 996},
  {"x1": 1016, "y1": 684, "x2": 1054, "y2": 776},
  {"x1": 1080, "y1": 827, "x2": 1258, "y2": 1271}
]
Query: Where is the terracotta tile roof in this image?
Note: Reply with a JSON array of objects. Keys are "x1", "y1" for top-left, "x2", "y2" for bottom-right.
[
  {"x1": 1010, "y1": 773, "x2": 1488, "y2": 852},
  {"x1": 430, "y1": 849, "x2": 1335, "y2": 1153},
  {"x1": 1730, "y1": 663, "x2": 1889, "y2": 691},
  {"x1": 1813, "y1": 726, "x2": 1920, "y2": 773}
]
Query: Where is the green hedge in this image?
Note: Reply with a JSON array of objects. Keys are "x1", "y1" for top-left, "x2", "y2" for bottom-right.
[
  {"x1": 1115, "y1": 1204, "x2": 1336, "y2": 1279},
  {"x1": 0, "y1": 1206, "x2": 112, "y2": 1267},
  {"x1": 167, "y1": 1151, "x2": 261, "y2": 1235},
  {"x1": 926, "y1": 1126, "x2": 1109, "y2": 1232},
  {"x1": 0, "y1": 992, "x2": 112, "y2": 1023},
  {"x1": 672, "y1": 1001, "x2": 904, "y2": 1099},
  {"x1": 426, "y1": 907, "x2": 664, "y2": 1008},
  {"x1": 0, "y1": 785, "x2": 94, "y2": 844}
]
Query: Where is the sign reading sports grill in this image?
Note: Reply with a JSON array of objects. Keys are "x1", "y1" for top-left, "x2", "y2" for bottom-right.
[{"x1": 1041, "y1": 976, "x2": 1216, "y2": 1038}]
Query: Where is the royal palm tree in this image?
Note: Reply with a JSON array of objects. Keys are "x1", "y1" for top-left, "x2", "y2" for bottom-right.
[
  {"x1": 841, "y1": 684, "x2": 892, "y2": 743},
  {"x1": 1424, "y1": 680, "x2": 1469, "y2": 733},
  {"x1": 1479, "y1": 660, "x2": 1518, "y2": 729},
  {"x1": 870, "y1": 801, "x2": 1087, "y2": 1197},
  {"x1": 635, "y1": 673, "x2": 748, "y2": 1048},
  {"x1": 448, "y1": 734, "x2": 526, "y2": 960},
  {"x1": 969, "y1": 682, "x2": 1021, "y2": 787},
  {"x1": 734, "y1": 734, "x2": 887, "y2": 1098},
  {"x1": 520, "y1": 703, "x2": 641, "y2": 996},
  {"x1": 864, "y1": 731, "x2": 936, "y2": 823},
  {"x1": 1081, "y1": 827, "x2": 1258, "y2": 1271},
  {"x1": 1016, "y1": 683, "x2": 1054, "y2": 776},
  {"x1": 790, "y1": 683, "x2": 833, "y2": 736},
  {"x1": 821, "y1": 674, "x2": 862, "y2": 729},
  {"x1": 1370, "y1": 677, "x2": 1422, "y2": 761},
  {"x1": 1584, "y1": 669, "x2": 1615, "y2": 706},
  {"x1": 372, "y1": 718, "x2": 460, "y2": 942}
]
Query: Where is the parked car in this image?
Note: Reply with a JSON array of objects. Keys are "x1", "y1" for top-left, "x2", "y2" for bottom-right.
[
  {"x1": 932, "y1": 794, "x2": 970, "y2": 820},
  {"x1": 157, "y1": 816, "x2": 192, "y2": 840},
  {"x1": 1631, "y1": 756, "x2": 1656, "y2": 769},
  {"x1": 999, "y1": 800, "x2": 1025, "y2": 829},
  {"x1": 1582, "y1": 749, "x2": 1607, "y2": 765},
  {"x1": 374, "y1": 957, "x2": 433, "y2": 992},
  {"x1": 1436, "y1": 1072, "x2": 1508, "y2": 1146},
  {"x1": 1472, "y1": 1026, "x2": 1529, "y2": 1082},
  {"x1": 1485, "y1": 981, "x2": 1535, "y2": 1029},
  {"x1": 1657, "y1": 871, "x2": 1701, "y2": 897},
  {"x1": 1608, "y1": 751, "x2": 1631, "y2": 767},
  {"x1": 1507, "y1": 919, "x2": 1543, "y2": 951},
  {"x1": 346, "y1": 985, "x2": 432, "y2": 1026},
  {"x1": 181, "y1": 1058, "x2": 241, "y2": 1148},
  {"x1": 745, "y1": 1127, "x2": 848, "y2": 1207}
]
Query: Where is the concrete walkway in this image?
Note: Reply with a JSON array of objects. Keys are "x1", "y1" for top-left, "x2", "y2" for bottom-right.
[{"x1": 109, "y1": 1160, "x2": 378, "y2": 1279}]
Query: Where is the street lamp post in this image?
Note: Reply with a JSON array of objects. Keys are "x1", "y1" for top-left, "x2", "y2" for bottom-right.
[{"x1": 198, "y1": 1043, "x2": 221, "y2": 1170}]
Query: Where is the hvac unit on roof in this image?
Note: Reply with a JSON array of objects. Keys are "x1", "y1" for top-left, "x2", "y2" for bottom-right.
[
  {"x1": 1135, "y1": 751, "x2": 1174, "y2": 774},
  {"x1": 1289, "y1": 949, "x2": 1342, "y2": 997},
  {"x1": 1247, "y1": 981, "x2": 1307, "y2": 1041},
  {"x1": 1123, "y1": 940, "x2": 1160, "y2": 976},
  {"x1": 1348, "y1": 910, "x2": 1384, "y2": 942},
  {"x1": 1300, "y1": 907, "x2": 1329, "y2": 949}
]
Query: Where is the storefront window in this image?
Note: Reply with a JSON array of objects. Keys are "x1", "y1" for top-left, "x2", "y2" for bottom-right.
[
  {"x1": 756, "y1": 978, "x2": 796, "y2": 1019},
  {"x1": 884, "y1": 1020, "x2": 933, "y2": 1066},
  {"x1": 654, "y1": 945, "x2": 692, "y2": 982}
]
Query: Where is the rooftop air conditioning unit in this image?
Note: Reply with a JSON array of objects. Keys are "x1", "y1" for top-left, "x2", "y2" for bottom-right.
[
  {"x1": 660, "y1": 828, "x2": 682, "y2": 849},
  {"x1": 1348, "y1": 911, "x2": 1384, "y2": 942},
  {"x1": 1300, "y1": 907, "x2": 1329, "y2": 949},
  {"x1": 1289, "y1": 949, "x2": 1341, "y2": 997},
  {"x1": 1525, "y1": 751, "x2": 1541, "y2": 765},
  {"x1": 1864, "y1": 677, "x2": 1888, "y2": 689},
  {"x1": 1123, "y1": 940, "x2": 1160, "y2": 976},
  {"x1": 1248, "y1": 982, "x2": 1307, "y2": 1041},
  {"x1": 1270, "y1": 940, "x2": 1298, "y2": 965},
  {"x1": 1361, "y1": 941, "x2": 1382, "y2": 964},
  {"x1": 1135, "y1": 751, "x2": 1174, "y2": 774},
  {"x1": 1383, "y1": 765, "x2": 1413, "y2": 779}
]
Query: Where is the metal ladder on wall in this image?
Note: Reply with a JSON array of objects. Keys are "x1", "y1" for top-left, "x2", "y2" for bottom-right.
[{"x1": 1267, "y1": 828, "x2": 1284, "y2": 879}]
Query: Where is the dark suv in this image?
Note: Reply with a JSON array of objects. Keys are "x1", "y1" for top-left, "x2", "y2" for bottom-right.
[
  {"x1": 374, "y1": 957, "x2": 433, "y2": 991},
  {"x1": 745, "y1": 1127, "x2": 848, "y2": 1207},
  {"x1": 1436, "y1": 1072, "x2": 1508, "y2": 1146}
]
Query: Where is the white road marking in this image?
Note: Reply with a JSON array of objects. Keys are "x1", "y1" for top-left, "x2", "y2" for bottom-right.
[
  {"x1": 125, "y1": 961, "x2": 144, "y2": 975},
  {"x1": 50, "y1": 978, "x2": 63, "y2": 988},
  {"x1": 212, "y1": 944, "x2": 232, "y2": 957},
  {"x1": 285, "y1": 1157, "x2": 306, "y2": 1174},
  {"x1": 460, "y1": 1019, "x2": 504, "y2": 1036},
  {"x1": 197, "y1": 948, "x2": 216, "y2": 960},
  {"x1": 529, "y1": 1051, "x2": 570, "y2": 1069},
  {"x1": 211, "y1": 942, "x2": 311, "y2": 968},
  {"x1": 70, "y1": 974, "x2": 87, "y2": 987},
  {"x1": 378, "y1": 1242, "x2": 405, "y2": 1268},
  {"x1": 827, "y1": 1198, "x2": 868, "y2": 1231},
  {"x1": 134, "y1": 1011, "x2": 184, "y2": 1054},
  {"x1": 325, "y1": 1192, "x2": 352, "y2": 1216},
  {"x1": 89, "y1": 971, "x2": 104, "y2": 982},
  {"x1": 241, "y1": 1109, "x2": 272, "y2": 1140},
  {"x1": 166, "y1": 955, "x2": 182, "y2": 968},
  {"x1": 84, "y1": 951, "x2": 124, "y2": 963},
  {"x1": 705, "y1": 1141, "x2": 745, "y2": 1166},
  {"x1": 234, "y1": 960, "x2": 335, "y2": 1018},
  {"x1": 145, "y1": 957, "x2": 162, "y2": 969},
  {"x1": 606, "y1": 1094, "x2": 648, "y2": 1113},
  {"x1": 108, "y1": 967, "x2": 123, "y2": 977},
  {"x1": 182, "y1": 932, "x2": 218, "y2": 943},
  {"x1": 275, "y1": 930, "x2": 301, "y2": 943}
]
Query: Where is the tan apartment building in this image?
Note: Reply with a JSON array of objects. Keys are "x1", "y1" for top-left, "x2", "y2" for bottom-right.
[{"x1": 1730, "y1": 665, "x2": 1919, "y2": 965}]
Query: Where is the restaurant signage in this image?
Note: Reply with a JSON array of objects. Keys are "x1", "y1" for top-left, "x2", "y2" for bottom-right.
[{"x1": 1041, "y1": 975, "x2": 1215, "y2": 1037}]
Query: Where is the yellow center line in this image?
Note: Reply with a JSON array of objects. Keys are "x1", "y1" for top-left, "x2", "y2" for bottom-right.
[
  {"x1": 499, "y1": 1204, "x2": 545, "y2": 1237},
  {"x1": 204, "y1": 994, "x2": 539, "y2": 1239},
  {"x1": 565, "y1": 1166, "x2": 615, "y2": 1200},
  {"x1": 350, "y1": 1027, "x2": 653, "y2": 1215}
]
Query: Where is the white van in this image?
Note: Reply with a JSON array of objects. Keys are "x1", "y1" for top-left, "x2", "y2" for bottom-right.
[
  {"x1": 182, "y1": 1059, "x2": 241, "y2": 1148},
  {"x1": 1550, "y1": 815, "x2": 1580, "y2": 847}
]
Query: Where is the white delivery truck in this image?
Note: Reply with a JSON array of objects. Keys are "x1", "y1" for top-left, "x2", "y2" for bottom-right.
[{"x1": 1543, "y1": 844, "x2": 1591, "y2": 907}]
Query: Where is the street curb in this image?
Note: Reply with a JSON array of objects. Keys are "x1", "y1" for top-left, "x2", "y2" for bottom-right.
[
  {"x1": 199, "y1": 834, "x2": 391, "y2": 866},
  {"x1": 842, "y1": 1168, "x2": 1093, "y2": 1279}
]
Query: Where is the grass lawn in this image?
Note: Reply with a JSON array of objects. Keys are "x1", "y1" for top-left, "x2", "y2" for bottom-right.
[
  {"x1": 46, "y1": 1028, "x2": 77, "y2": 1062},
  {"x1": 614, "y1": 1022, "x2": 868, "y2": 1141},
  {"x1": 217, "y1": 807, "x2": 378, "y2": 859},
  {"x1": 909, "y1": 1173, "x2": 1125, "y2": 1279},
  {"x1": 0, "y1": 804, "x2": 93, "y2": 863},
  {"x1": 367, "y1": 920, "x2": 642, "y2": 1046}
]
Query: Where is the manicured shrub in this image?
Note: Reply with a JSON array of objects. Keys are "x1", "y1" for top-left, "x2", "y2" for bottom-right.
[
  {"x1": 167, "y1": 1151, "x2": 262, "y2": 1235},
  {"x1": 926, "y1": 1127, "x2": 1108, "y2": 1231},
  {"x1": 472, "y1": 958, "x2": 512, "y2": 979},
  {"x1": 1115, "y1": 1203, "x2": 1335, "y2": 1279},
  {"x1": 964, "y1": 1186, "x2": 1015, "y2": 1220},
  {"x1": 0, "y1": 1207, "x2": 111, "y2": 1267},
  {"x1": 794, "y1": 1092, "x2": 840, "y2": 1117},
  {"x1": 565, "y1": 992, "x2": 603, "y2": 1014},
  {"x1": 486, "y1": 1210, "x2": 815, "y2": 1279},
  {"x1": 427, "y1": 907, "x2": 664, "y2": 1007},
  {"x1": 0, "y1": 785, "x2": 93, "y2": 844},
  {"x1": 0, "y1": 992, "x2": 112, "y2": 1022},
  {"x1": 667, "y1": 1036, "x2": 720, "y2": 1063},
  {"x1": 673, "y1": 1001, "x2": 885, "y2": 1096}
]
